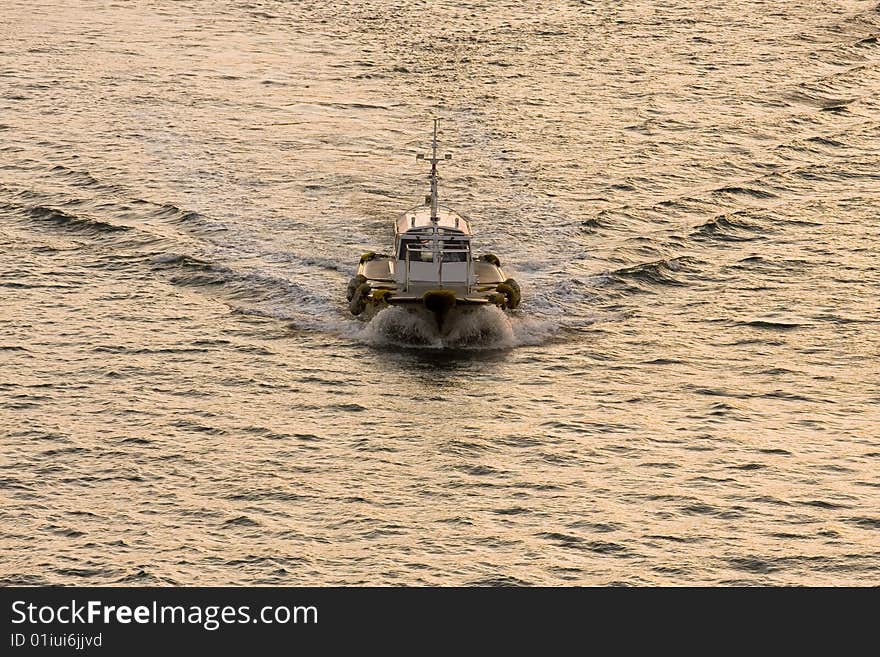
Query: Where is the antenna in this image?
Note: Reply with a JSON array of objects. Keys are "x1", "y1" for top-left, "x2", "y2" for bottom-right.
[{"x1": 416, "y1": 118, "x2": 452, "y2": 223}]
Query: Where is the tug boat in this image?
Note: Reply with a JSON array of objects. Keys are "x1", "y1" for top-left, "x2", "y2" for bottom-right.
[{"x1": 346, "y1": 119, "x2": 521, "y2": 330}]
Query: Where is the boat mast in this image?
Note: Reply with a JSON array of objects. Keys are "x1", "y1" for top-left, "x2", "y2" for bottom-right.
[
  {"x1": 417, "y1": 118, "x2": 451, "y2": 221},
  {"x1": 416, "y1": 119, "x2": 451, "y2": 260},
  {"x1": 428, "y1": 118, "x2": 440, "y2": 222}
]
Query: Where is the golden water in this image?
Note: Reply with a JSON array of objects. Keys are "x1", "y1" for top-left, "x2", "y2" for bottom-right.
[{"x1": 1, "y1": 0, "x2": 879, "y2": 585}]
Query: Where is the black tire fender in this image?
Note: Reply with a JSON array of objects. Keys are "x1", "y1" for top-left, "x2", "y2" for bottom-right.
[
  {"x1": 349, "y1": 282, "x2": 371, "y2": 316},
  {"x1": 496, "y1": 278, "x2": 521, "y2": 309},
  {"x1": 346, "y1": 274, "x2": 367, "y2": 301}
]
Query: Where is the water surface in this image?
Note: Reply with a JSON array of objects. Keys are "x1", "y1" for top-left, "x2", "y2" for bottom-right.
[{"x1": 1, "y1": 0, "x2": 879, "y2": 585}]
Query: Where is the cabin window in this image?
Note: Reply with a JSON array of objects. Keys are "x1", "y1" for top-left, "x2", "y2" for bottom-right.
[
  {"x1": 415, "y1": 242, "x2": 434, "y2": 262},
  {"x1": 441, "y1": 241, "x2": 469, "y2": 262},
  {"x1": 400, "y1": 238, "x2": 434, "y2": 262}
]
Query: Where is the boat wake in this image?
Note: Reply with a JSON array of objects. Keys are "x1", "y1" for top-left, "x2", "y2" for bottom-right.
[{"x1": 358, "y1": 305, "x2": 556, "y2": 350}]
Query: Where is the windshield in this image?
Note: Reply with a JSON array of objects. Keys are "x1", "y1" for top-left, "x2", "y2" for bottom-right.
[
  {"x1": 400, "y1": 238, "x2": 434, "y2": 262},
  {"x1": 441, "y1": 239, "x2": 469, "y2": 262}
]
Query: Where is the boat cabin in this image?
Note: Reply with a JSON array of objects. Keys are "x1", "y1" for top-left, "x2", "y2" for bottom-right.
[{"x1": 394, "y1": 205, "x2": 473, "y2": 290}]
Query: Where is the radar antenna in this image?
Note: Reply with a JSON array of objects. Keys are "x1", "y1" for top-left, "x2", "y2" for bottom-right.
[{"x1": 416, "y1": 118, "x2": 452, "y2": 224}]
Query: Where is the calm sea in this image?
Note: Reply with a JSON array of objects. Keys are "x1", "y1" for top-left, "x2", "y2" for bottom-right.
[{"x1": 2, "y1": 0, "x2": 879, "y2": 585}]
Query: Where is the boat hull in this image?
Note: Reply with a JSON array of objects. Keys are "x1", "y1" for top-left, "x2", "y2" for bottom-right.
[{"x1": 347, "y1": 255, "x2": 521, "y2": 329}]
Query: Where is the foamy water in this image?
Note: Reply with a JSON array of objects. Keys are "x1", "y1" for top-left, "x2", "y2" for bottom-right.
[{"x1": 358, "y1": 305, "x2": 534, "y2": 350}]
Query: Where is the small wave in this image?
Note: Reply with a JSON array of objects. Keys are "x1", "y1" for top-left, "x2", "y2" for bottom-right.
[
  {"x1": 48, "y1": 164, "x2": 101, "y2": 188},
  {"x1": 114, "y1": 569, "x2": 173, "y2": 584},
  {"x1": 580, "y1": 207, "x2": 641, "y2": 231},
  {"x1": 725, "y1": 255, "x2": 813, "y2": 274},
  {"x1": 691, "y1": 211, "x2": 766, "y2": 242},
  {"x1": 144, "y1": 202, "x2": 185, "y2": 218},
  {"x1": 222, "y1": 515, "x2": 261, "y2": 527},
  {"x1": 467, "y1": 575, "x2": 532, "y2": 586},
  {"x1": 848, "y1": 517, "x2": 880, "y2": 529},
  {"x1": 320, "y1": 101, "x2": 390, "y2": 110},
  {"x1": 820, "y1": 104, "x2": 849, "y2": 113},
  {"x1": 300, "y1": 255, "x2": 348, "y2": 271},
  {"x1": 609, "y1": 257, "x2": 701, "y2": 287},
  {"x1": 53, "y1": 568, "x2": 109, "y2": 579},
  {"x1": 738, "y1": 319, "x2": 803, "y2": 330},
  {"x1": 0, "y1": 575, "x2": 49, "y2": 586},
  {"x1": 140, "y1": 201, "x2": 222, "y2": 228},
  {"x1": 785, "y1": 89, "x2": 855, "y2": 111},
  {"x1": 580, "y1": 216, "x2": 603, "y2": 231},
  {"x1": 26, "y1": 205, "x2": 129, "y2": 234},
  {"x1": 713, "y1": 186, "x2": 777, "y2": 200},
  {"x1": 806, "y1": 136, "x2": 846, "y2": 147},
  {"x1": 151, "y1": 253, "x2": 217, "y2": 270},
  {"x1": 153, "y1": 253, "x2": 334, "y2": 322}
]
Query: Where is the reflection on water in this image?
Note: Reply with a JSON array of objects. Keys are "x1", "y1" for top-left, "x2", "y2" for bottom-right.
[{"x1": 1, "y1": 0, "x2": 879, "y2": 585}]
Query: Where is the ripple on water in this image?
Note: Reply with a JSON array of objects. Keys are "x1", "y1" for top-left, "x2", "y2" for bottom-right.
[{"x1": 2, "y1": 0, "x2": 879, "y2": 586}]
